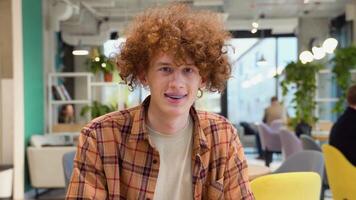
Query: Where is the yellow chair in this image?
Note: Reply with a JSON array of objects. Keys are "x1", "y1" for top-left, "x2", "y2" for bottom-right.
[
  {"x1": 250, "y1": 172, "x2": 321, "y2": 200},
  {"x1": 322, "y1": 144, "x2": 356, "y2": 200}
]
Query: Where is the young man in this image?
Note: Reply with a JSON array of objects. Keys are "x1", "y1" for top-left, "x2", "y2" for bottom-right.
[
  {"x1": 262, "y1": 96, "x2": 287, "y2": 126},
  {"x1": 66, "y1": 4, "x2": 254, "y2": 200},
  {"x1": 329, "y1": 84, "x2": 356, "y2": 166}
]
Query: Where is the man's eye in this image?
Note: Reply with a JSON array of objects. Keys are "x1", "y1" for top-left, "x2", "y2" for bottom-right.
[
  {"x1": 183, "y1": 67, "x2": 194, "y2": 73},
  {"x1": 159, "y1": 67, "x2": 172, "y2": 73}
]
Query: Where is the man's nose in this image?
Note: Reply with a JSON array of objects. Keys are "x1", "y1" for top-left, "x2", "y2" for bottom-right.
[{"x1": 168, "y1": 71, "x2": 184, "y2": 88}]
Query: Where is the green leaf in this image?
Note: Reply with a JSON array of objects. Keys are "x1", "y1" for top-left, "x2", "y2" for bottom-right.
[
  {"x1": 80, "y1": 101, "x2": 118, "y2": 120},
  {"x1": 280, "y1": 61, "x2": 323, "y2": 128},
  {"x1": 87, "y1": 49, "x2": 116, "y2": 75},
  {"x1": 331, "y1": 46, "x2": 356, "y2": 114}
]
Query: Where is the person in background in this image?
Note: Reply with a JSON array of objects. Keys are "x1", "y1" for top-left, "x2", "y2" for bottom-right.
[
  {"x1": 58, "y1": 104, "x2": 74, "y2": 124},
  {"x1": 66, "y1": 4, "x2": 254, "y2": 199},
  {"x1": 253, "y1": 96, "x2": 287, "y2": 159},
  {"x1": 329, "y1": 84, "x2": 356, "y2": 166},
  {"x1": 262, "y1": 96, "x2": 288, "y2": 125}
]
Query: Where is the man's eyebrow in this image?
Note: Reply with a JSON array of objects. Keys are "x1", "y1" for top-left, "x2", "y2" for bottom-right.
[
  {"x1": 154, "y1": 61, "x2": 195, "y2": 67},
  {"x1": 155, "y1": 62, "x2": 172, "y2": 66}
]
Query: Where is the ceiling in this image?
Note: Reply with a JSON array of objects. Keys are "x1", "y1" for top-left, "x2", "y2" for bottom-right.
[
  {"x1": 66, "y1": 0, "x2": 349, "y2": 20},
  {"x1": 52, "y1": 0, "x2": 351, "y2": 45}
]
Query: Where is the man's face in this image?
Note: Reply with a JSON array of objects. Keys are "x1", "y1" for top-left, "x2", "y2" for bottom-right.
[{"x1": 141, "y1": 52, "x2": 205, "y2": 117}]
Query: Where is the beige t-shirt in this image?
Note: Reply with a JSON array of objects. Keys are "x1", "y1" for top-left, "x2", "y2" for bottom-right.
[
  {"x1": 147, "y1": 118, "x2": 193, "y2": 200},
  {"x1": 265, "y1": 103, "x2": 287, "y2": 125}
]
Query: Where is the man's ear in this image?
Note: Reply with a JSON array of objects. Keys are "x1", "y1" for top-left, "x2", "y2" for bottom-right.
[
  {"x1": 199, "y1": 79, "x2": 207, "y2": 89},
  {"x1": 139, "y1": 72, "x2": 148, "y2": 86}
]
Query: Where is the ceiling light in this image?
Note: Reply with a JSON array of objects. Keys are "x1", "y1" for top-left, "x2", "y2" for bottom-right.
[
  {"x1": 72, "y1": 40, "x2": 89, "y2": 56},
  {"x1": 322, "y1": 38, "x2": 338, "y2": 54},
  {"x1": 299, "y1": 50, "x2": 314, "y2": 64},
  {"x1": 257, "y1": 55, "x2": 268, "y2": 66},
  {"x1": 312, "y1": 47, "x2": 326, "y2": 60},
  {"x1": 72, "y1": 49, "x2": 89, "y2": 56},
  {"x1": 252, "y1": 22, "x2": 259, "y2": 28},
  {"x1": 251, "y1": 28, "x2": 258, "y2": 34}
]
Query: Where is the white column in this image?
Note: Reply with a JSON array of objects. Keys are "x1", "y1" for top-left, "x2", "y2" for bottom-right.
[{"x1": 11, "y1": 0, "x2": 24, "y2": 198}]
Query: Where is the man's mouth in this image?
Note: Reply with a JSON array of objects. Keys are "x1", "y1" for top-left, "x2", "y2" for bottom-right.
[{"x1": 164, "y1": 93, "x2": 187, "y2": 100}]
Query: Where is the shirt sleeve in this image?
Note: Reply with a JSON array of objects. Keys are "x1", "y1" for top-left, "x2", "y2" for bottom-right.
[
  {"x1": 223, "y1": 126, "x2": 255, "y2": 199},
  {"x1": 66, "y1": 127, "x2": 108, "y2": 199}
]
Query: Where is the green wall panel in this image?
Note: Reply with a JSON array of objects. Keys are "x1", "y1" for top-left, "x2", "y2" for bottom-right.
[{"x1": 22, "y1": 0, "x2": 44, "y2": 191}]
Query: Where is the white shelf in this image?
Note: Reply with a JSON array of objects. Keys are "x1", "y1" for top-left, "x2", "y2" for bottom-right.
[
  {"x1": 91, "y1": 81, "x2": 125, "y2": 87},
  {"x1": 48, "y1": 72, "x2": 130, "y2": 134},
  {"x1": 50, "y1": 72, "x2": 91, "y2": 77},
  {"x1": 51, "y1": 100, "x2": 90, "y2": 105}
]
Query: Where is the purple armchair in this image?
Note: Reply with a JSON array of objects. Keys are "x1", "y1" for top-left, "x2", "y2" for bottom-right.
[
  {"x1": 270, "y1": 119, "x2": 285, "y2": 130},
  {"x1": 257, "y1": 123, "x2": 282, "y2": 166},
  {"x1": 279, "y1": 129, "x2": 303, "y2": 159}
]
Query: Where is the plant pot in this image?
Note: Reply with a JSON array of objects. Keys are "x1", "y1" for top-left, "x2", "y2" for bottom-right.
[{"x1": 104, "y1": 72, "x2": 113, "y2": 82}]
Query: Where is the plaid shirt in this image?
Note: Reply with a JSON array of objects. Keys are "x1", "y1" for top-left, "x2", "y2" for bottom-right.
[{"x1": 66, "y1": 97, "x2": 254, "y2": 200}]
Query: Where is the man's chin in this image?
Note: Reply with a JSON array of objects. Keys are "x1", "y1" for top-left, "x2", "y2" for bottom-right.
[{"x1": 163, "y1": 106, "x2": 190, "y2": 116}]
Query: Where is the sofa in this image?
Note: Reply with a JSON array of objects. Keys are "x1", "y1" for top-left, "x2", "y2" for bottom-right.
[{"x1": 27, "y1": 133, "x2": 78, "y2": 188}]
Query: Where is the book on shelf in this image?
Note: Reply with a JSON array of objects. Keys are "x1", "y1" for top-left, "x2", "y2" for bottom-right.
[
  {"x1": 56, "y1": 85, "x2": 66, "y2": 100},
  {"x1": 52, "y1": 85, "x2": 65, "y2": 100},
  {"x1": 51, "y1": 85, "x2": 62, "y2": 100},
  {"x1": 59, "y1": 84, "x2": 72, "y2": 100},
  {"x1": 52, "y1": 84, "x2": 72, "y2": 101}
]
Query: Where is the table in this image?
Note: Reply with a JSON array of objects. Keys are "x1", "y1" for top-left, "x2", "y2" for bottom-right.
[
  {"x1": 248, "y1": 164, "x2": 271, "y2": 181},
  {"x1": 311, "y1": 130, "x2": 329, "y2": 142}
]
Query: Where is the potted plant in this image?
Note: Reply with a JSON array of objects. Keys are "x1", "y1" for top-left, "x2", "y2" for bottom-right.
[
  {"x1": 331, "y1": 46, "x2": 356, "y2": 113},
  {"x1": 88, "y1": 48, "x2": 115, "y2": 82},
  {"x1": 280, "y1": 61, "x2": 324, "y2": 130},
  {"x1": 80, "y1": 101, "x2": 118, "y2": 119}
]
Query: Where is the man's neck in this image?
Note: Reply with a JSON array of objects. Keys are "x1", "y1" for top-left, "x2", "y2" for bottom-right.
[
  {"x1": 349, "y1": 104, "x2": 356, "y2": 110},
  {"x1": 147, "y1": 106, "x2": 190, "y2": 135}
]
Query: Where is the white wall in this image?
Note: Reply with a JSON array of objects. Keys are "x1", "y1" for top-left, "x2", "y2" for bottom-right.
[{"x1": 1, "y1": 79, "x2": 14, "y2": 165}]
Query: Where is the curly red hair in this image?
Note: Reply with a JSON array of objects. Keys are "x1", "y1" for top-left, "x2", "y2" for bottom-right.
[{"x1": 117, "y1": 4, "x2": 231, "y2": 92}]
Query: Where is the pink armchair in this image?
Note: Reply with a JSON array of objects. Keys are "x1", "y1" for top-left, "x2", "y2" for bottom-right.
[{"x1": 258, "y1": 123, "x2": 282, "y2": 166}]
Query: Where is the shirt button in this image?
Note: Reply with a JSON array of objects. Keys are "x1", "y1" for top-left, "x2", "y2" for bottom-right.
[{"x1": 152, "y1": 159, "x2": 158, "y2": 164}]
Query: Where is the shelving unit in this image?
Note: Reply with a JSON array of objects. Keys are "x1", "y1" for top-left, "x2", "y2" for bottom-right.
[
  {"x1": 48, "y1": 72, "x2": 128, "y2": 134},
  {"x1": 91, "y1": 82, "x2": 124, "y2": 87}
]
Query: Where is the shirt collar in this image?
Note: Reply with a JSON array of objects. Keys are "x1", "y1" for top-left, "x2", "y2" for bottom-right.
[{"x1": 128, "y1": 96, "x2": 210, "y2": 154}]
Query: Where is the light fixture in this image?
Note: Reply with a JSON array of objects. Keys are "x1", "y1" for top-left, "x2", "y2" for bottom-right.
[
  {"x1": 256, "y1": 22, "x2": 267, "y2": 66},
  {"x1": 312, "y1": 46, "x2": 326, "y2": 60},
  {"x1": 251, "y1": 14, "x2": 262, "y2": 34},
  {"x1": 257, "y1": 54, "x2": 268, "y2": 66},
  {"x1": 299, "y1": 50, "x2": 314, "y2": 64},
  {"x1": 322, "y1": 38, "x2": 338, "y2": 54},
  {"x1": 72, "y1": 40, "x2": 89, "y2": 56},
  {"x1": 72, "y1": 50, "x2": 89, "y2": 56},
  {"x1": 298, "y1": 37, "x2": 338, "y2": 63},
  {"x1": 252, "y1": 21, "x2": 259, "y2": 28}
]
